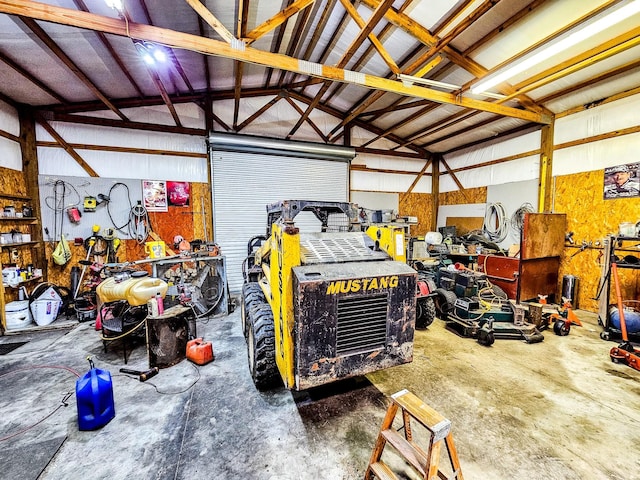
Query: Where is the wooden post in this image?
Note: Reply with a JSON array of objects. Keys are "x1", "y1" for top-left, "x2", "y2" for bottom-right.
[
  {"x1": 431, "y1": 154, "x2": 440, "y2": 232},
  {"x1": 538, "y1": 121, "x2": 555, "y2": 213},
  {"x1": 19, "y1": 106, "x2": 47, "y2": 281}
]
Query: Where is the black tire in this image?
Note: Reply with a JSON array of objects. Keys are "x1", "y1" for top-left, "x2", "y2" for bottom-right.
[
  {"x1": 600, "y1": 331, "x2": 611, "y2": 341},
  {"x1": 433, "y1": 288, "x2": 457, "y2": 320},
  {"x1": 477, "y1": 329, "x2": 495, "y2": 346},
  {"x1": 416, "y1": 297, "x2": 436, "y2": 329},
  {"x1": 553, "y1": 320, "x2": 570, "y2": 336},
  {"x1": 241, "y1": 282, "x2": 264, "y2": 338},
  {"x1": 247, "y1": 302, "x2": 280, "y2": 390}
]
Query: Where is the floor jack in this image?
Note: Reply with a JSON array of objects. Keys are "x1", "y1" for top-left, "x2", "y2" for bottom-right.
[
  {"x1": 609, "y1": 263, "x2": 640, "y2": 371},
  {"x1": 549, "y1": 297, "x2": 582, "y2": 336}
]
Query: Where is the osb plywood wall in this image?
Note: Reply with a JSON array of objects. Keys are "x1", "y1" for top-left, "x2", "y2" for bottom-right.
[
  {"x1": 440, "y1": 186, "x2": 487, "y2": 205},
  {"x1": 0, "y1": 167, "x2": 27, "y2": 196},
  {"x1": 398, "y1": 187, "x2": 488, "y2": 237},
  {"x1": 555, "y1": 170, "x2": 640, "y2": 313},
  {"x1": 44, "y1": 181, "x2": 211, "y2": 292},
  {"x1": 399, "y1": 192, "x2": 432, "y2": 236}
]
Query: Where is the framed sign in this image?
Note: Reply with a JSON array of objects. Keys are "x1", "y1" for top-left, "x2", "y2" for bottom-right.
[
  {"x1": 167, "y1": 181, "x2": 190, "y2": 206},
  {"x1": 604, "y1": 163, "x2": 640, "y2": 199},
  {"x1": 142, "y1": 180, "x2": 168, "y2": 211}
]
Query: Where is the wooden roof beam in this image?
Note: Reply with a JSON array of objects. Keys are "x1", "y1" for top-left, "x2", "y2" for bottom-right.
[
  {"x1": 36, "y1": 113, "x2": 99, "y2": 176},
  {"x1": 19, "y1": 16, "x2": 129, "y2": 121},
  {"x1": 0, "y1": 49, "x2": 67, "y2": 104},
  {"x1": 360, "y1": 0, "x2": 551, "y2": 116},
  {"x1": 72, "y1": 0, "x2": 144, "y2": 98},
  {"x1": 235, "y1": 94, "x2": 283, "y2": 132},
  {"x1": 502, "y1": 26, "x2": 640, "y2": 101},
  {"x1": 337, "y1": 0, "x2": 400, "y2": 74},
  {"x1": 244, "y1": 0, "x2": 315, "y2": 45},
  {"x1": 2, "y1": 0, "x2": 550, "y2": 124},
  {"x1": 184, "y1": 0, "x2": 236, "y2": 44},
  {"x1": 286, "y1": 0, "x2": 395, "y2": 139}
]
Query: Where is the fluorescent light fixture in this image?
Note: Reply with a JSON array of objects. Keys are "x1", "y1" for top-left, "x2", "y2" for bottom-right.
[
  {"x1": 471, "y1": 0, "x2": 640, "y2": 94},
  {"x1": 397, "y1": 73, "x2": 460, "y2": 91}
]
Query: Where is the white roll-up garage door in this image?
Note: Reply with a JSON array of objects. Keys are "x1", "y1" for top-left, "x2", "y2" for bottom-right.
[{"x1": 210, "y1": 134, "x2": 353, "y2": 293}]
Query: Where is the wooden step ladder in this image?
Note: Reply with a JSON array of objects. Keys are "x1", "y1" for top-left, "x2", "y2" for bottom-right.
[{"x1": 365, "y1": 389, "x2": 464, "y2": 480}]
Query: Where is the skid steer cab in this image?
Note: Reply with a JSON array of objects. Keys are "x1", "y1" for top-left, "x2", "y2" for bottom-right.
[{"x1": 241, "y1": 200, "x2": 417, "y2": 391}]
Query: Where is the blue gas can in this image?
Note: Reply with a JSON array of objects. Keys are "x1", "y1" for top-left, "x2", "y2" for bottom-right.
[{"x1": 76, "y1": 366, "x2": 115, "y2": 431}]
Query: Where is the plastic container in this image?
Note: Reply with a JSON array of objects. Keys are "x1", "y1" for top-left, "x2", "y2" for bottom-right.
[
  {"x1": 75, "y1": 367, "x2": 115, "y2": 430},
  {"x1": 97, "y1": 277, "x2": 168, "y2": 307},
  {"x1": 5, "y1": 300, "x2": 33, "y2": 330},
  {"x1": 187, "y1": 338, "x2": 214, "y2": 365},
  {"x1": 30, "y1": 299, "x2": 62, "y2": 326}
]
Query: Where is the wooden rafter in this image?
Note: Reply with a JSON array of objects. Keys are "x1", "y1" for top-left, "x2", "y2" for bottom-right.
[
  {"x1": 537, "y1": 57, "x2": 640, "y2": 106},
  {"x1": 403, "y1": 0, "x2": 503, "y2": 78},
  {"x1": 359, "y1": 99, "x2": 433, "y2": 118},
  {"x1": 288, "y1": 90, "x2": 429, "y2": 156},
  {"x1": 274, "y1": 0, "x2": 316, "y2": 87},
  {"x1": 139, "y1": 0, "x2": 194, "y2": 93},
  {"x1": 286, "y1": 0, "x2": 396, "y2": 138},
  {"x1": 502, "y1": 26, "x2": 640, "y2": 101},
  {"x1": 143, "y1": 61, "x2": 183, "y2": 127},
  {"x1": 337, "y1": 0, "x2": 400, "y2": 74},
  {"x1": 73, "y1": 0, "x2": 144, "y2": 98},
  {"x1": 406, "y1": 158, "x2": 432, "y2": 194},
  {"x1": 360, "y1": 0, "x2": 551, "y2": 116},
  {"x1": 363, "y1": 103, "x2": 440, "y2": 147},
  {"x1": 324, "y1": 0, "x2": 414, "y2": 105},
  {"x1": 36, "y1": 114, "x2": 99, "y2": 177},
  {"x1": 288, "y1": 0, "x2": 337, "y2": 86},
  {"x1": 235, "y1": 94, "x2": 283, "y2": 132},
  {"x1": 36, "y1": 141, "x2": 206, "y2": 158},
  {"x1": 440, "y1": 157, "x2": 469, "y2": 201},
  {"x1": 244, "y1": 0, "x2": 315, "y2": 45},
  {"x1": 18, "y1": 16, "x2": 129, "y2": 121},
  {"x1": 0, "y1": 49, "x2": 67, "y2": 103},
  {"x1": 184, "y1": 0, "x2": 236, "y2": 44},
  {"x1": 51, "y1": 112, "x2": 205, "y2": 136},
  {"x1": 284, "y1": 95, "x2": 327, "y2": 142}
]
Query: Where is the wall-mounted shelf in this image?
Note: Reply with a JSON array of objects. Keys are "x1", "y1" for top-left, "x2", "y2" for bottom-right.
[{"x1": 0, "y1": 192, "x2": 46, "y2": 334}]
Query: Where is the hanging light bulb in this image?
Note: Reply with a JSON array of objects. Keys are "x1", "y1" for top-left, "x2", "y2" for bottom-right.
[
  {"x1": 150, "y1": 44, "x2": 167, "y2": 63},
  {"x1": 105, "y1": 0, "x2": 124, "y2": 12},
  {"x1": 134, "y1": 41, "x2": 155, "y2": 66}
]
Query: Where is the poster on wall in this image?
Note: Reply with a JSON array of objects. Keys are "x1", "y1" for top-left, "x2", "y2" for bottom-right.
[
  {"x1": 142, "y1": 180, "x2": 168, "y2": 211},
  {"x1": 167, "y1": 181, "x2": 190, "y2": 206},
  {"x1": 604, "y1": 163, "x2": 640, "y2": 199}
]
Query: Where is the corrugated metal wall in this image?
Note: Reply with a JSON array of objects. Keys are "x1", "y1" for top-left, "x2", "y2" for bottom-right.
[{"x1": 211, "y1": 150, "x2": 349, "y2": 292}]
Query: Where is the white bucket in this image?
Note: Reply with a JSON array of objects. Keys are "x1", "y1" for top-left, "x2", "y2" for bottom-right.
[
  {"x1": 30, "y1": 299, "x2": 62, "y2": 326},
  {"x1": 424, "y1": 231, "x2": 444, "y2": 245},
  {"x1": 5, "y1": 300, "x2": 32, "y2": 330}
]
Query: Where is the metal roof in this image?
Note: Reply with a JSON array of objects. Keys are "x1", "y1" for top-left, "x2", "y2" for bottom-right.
[{"x1": 0, "y1": 0, "x2": 638, "y2": 160}]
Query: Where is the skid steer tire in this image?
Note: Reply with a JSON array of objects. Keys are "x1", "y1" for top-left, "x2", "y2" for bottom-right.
[
  {"x1": 247, "y1": 302, "x2": 280, "y2": 390},
  {"x1": 242, "y1": 282, "x2": 264, "y2": 338},
  {"x1": 434, "y1": 288, "x2": 457, "y2": 320},
  {"x1": 416, "y1": 296, "x2": 436, "y2": 329}
]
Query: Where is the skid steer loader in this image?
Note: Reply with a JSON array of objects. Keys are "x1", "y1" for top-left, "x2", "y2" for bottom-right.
[{"x1": 241, "y1": 200, "x2": 417, "y2": 391}]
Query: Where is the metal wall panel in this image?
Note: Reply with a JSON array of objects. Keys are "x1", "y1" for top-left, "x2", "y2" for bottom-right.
[{"x1": 211, "y1": 151, "x2": 349, "y2": 292}]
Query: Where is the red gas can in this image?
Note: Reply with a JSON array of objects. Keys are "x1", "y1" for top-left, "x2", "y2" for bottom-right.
[{"x1": 186, "y1": 338, "x2": 214, "y2": 365}]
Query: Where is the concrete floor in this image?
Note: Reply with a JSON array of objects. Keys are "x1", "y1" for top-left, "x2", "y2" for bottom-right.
[{"x1": 0, "y1": 304, "x2": 639, "y2": 480}]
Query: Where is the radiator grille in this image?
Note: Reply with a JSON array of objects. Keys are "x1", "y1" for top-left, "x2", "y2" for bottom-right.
[{"x1": 336, "y1": 294, "x2": 388, "y2": 355}]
